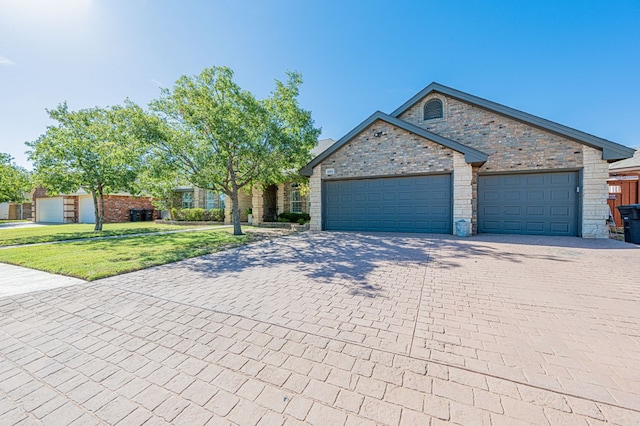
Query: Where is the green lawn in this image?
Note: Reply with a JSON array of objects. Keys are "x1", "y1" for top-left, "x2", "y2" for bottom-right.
[
  {"x1": 0, "y1": 220, "x2": 29, "y2": 224},
  {"x1": 0, "y1": 222, "x2": 216, "y2": 247},
  {"x1": 0, "y1": 228, "x2": 249, "y2": 280}
]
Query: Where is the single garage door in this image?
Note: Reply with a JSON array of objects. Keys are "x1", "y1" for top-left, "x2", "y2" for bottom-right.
[
  {"x1": 37, "y1": 197, "x2": 64, "y2": 223},
  {"x1": 323, "y1": 174, "x2": 451, "y2": 233},
  {"x1": 79, "y1": 196, "x2": 95, "y2": 223},
  {"x1": 478, "y1": 171, "x2": 578, "y2": 236}
]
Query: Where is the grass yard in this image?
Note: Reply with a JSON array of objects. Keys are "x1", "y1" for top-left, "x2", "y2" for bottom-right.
[
  {"x1": 0, "y1": 221, "x2": 215, "y2": 247},
  {"x1": 0, "y1": 228, "x2": 249, "y2": 280},
  {"x1": 0, "y1": 220, "x2": 29, "y2": 224}
]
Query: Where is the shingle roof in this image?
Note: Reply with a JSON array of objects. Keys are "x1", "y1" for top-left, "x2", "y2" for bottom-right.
[
  {"x1": 299, "y1": 111, "x2": 488, "y2": 176},
  {"x1": 610, "y1": 148, "x2": 640, "y2": 171},
  {"x1": 391, "y1": 82, "x2": 635, "y2": 161}
]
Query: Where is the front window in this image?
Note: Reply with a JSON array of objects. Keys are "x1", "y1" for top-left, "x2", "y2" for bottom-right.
[
  {"x1": 205, "y1": 190, "x2": 223, "y2": 210},
  {"x1": 182, "y1": 192, "x2": 193, "y2": 209},
  {"x1": 290, "y1": 190, "x2": 302, "y2": 213}
]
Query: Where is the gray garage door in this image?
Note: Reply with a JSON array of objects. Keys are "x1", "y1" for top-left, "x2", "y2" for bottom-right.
[
  {"x1": 478, "y1": 171, "x2": 578, "y2": 236},
  {"x1": 323, "y1": 174, "x2": 451, "y2": 233}
]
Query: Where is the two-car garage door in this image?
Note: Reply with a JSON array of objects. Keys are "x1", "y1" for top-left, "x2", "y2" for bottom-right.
[
  {"x1": 322, "y1": 171, "x2": 579, "y2": 236},
  {"x1": 323, "y1": 174, "x2": 452, "y2": 233},
  {"x1": 478, "y1": 171, "x2": 578, "y2": 236}
]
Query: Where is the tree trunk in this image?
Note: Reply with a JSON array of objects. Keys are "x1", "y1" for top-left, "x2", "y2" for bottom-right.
[
  {"x1": 230, "y1": 185, "x2": 243, "y2": 235},
  {"x1": 91, "y1": 192, "x2": 101, "y2": 231},
  {"x1": 95, "y1": 188, "x2": 105, "y2": 231}
]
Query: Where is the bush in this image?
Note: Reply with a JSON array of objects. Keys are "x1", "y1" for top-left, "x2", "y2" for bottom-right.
[
  {"x1": 170, "y1": 208, "x2": 224, "y2": 222},
  {"x1": 278, "y1": 212, "x2": 310, "y2": 223},
  {"x1": 206, "y1": 208, "x2": 224, "y2": 222}
]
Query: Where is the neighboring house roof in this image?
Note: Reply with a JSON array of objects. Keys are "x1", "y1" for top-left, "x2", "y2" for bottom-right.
[
  {"x1": 299, "y1": 111, "x2": 489, "y2": 176},
  {"x1": 610, "y1": 148, "x2": 640, "y2": 172},
  {"x1": 310, "y1": 138, "x2": 336, "y2": 157},
  {"x1": 390, "y1": 82, "x2": 634, "y2": 161}
]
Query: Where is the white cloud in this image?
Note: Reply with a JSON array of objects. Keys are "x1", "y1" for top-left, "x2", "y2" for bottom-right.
[{"x1": 0, "y1": 56, "x2": 15, "y2": 65}]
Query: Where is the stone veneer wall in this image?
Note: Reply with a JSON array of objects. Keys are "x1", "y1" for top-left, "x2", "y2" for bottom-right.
[
  {"x1": 399, "y1": 95, "x2": 585, "y2": 172},
  {"x1": 452, "y1": 152, "x2": 473, "y2": 235},
  {"x1": 582, "y1": 146, "x2": 610, "y2": 238},
  {"x1": 224, "y1": 190, "x2": 251, "y2": 225},
  {"x1": 320, "y1": 119, "x2": 454, "y2": 179},
  {"x1": 309, "y1": 168, "x2": 322, "y2": 231}
]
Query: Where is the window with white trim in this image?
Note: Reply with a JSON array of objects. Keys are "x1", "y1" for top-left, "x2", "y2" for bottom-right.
[
  {"x1": 182, "y1": 192, "x2": 193, "y2": 208},
  {"x1": 290, "y1": 184, "x2": 302, "y2": 213}
]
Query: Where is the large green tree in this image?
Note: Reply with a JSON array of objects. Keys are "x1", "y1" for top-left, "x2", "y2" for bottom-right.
[
  {"x1": 0, "y1": 153, "x2": 31, "y2": 203},
  {"x1": 26, "y1": 102, "x2": 145, "y2": 230},
  {"x1": 145, "y1": 66, "x2": 320, "y2": 235}
]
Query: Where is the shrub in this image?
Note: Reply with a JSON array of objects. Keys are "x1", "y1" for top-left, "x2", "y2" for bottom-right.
[
  {"x1": 205, "y1": 208, "x2": 224, "y2": 222},
  {"x1": 278, "y1": 212, "x2": 310, "y2": 223},
  {"x1": 185, "y1": 208, "x2": 206, "y2": 221},
  {"x1": 170, "y1": 208, "x2": 224, "y2": 222}
]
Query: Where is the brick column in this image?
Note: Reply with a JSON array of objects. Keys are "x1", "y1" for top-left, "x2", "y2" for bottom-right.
[
  {"x1": 309, "y1": 166, "x2": 322, "y2": 231},
  {"x1": 452, "y1": 152, "x2": 473, "y2": 235},
  {"x1": 582, "y1": 147, "x2": 609, "y2": 238}
]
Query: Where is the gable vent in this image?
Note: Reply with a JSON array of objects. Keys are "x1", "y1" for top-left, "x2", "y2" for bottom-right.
[{"x1": 424, "y1": 99, "x2": 443, "y2": 120}]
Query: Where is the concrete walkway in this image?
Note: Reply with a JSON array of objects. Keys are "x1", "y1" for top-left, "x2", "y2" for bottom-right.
[
  {"x1": 0, "y1": 232, "x2": 639, "y2": 425},
  {"x1": 0, "y1": 263, "x2": 85, "y2": 298}
]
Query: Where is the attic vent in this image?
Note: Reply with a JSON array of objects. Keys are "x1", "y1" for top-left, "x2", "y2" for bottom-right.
[
  {"x1": 424, "y1": 99, "x2": 443, "y2": 120},
  {"x1": 423, "y1": 99, "x2": 444, "y2": 120}
]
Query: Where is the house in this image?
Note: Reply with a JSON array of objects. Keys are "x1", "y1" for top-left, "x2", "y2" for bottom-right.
[
  {"x1": 608, "y1": 149, "x2": 640, "y2": 226},
  {"x1": 0, "y1": 201, "x2": 31, "y2": 220},
  {"x1": 32, "y1": 187, "x2": 157, "y2": 223},
  {"x1": 300, "y1": 83, "x2": 635, "y2": 238}
]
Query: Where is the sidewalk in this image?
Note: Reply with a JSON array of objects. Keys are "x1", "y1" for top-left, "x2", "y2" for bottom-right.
[{"x1": 0, "y1": 263, "x2": 85, "y2": 298}]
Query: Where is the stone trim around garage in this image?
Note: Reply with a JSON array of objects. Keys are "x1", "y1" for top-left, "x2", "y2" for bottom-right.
[{"x1": 582, "y1": 146, "x2": 610, "y2": 238}]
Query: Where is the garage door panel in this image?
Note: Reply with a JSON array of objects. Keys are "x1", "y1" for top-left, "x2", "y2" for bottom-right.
[
  {"x1": 550, "y1": 222, "x2": 571, "y2": 233},
  {"x1": 478, "y1": 171, "x2": 577, "y2": 236},
  {"x1": 526, "y1": 206, "x2": 545, "y2": 216},
  {"x1": 526, "y1": 222, "x2": 545, "y2": 232},
  {"x1": 324, "y1": 175, "x2": 451, "y2": 233},
  {"x1": 527, "y1": 191, "x2": 545, "y2": 201},
  {"x1": 551, "y1": 206, "x2": 570, "y2": 216}
]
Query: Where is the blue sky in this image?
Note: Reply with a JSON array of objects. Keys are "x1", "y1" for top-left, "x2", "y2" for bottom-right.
[{"x1": 1, "y1": 0, "x2": 639, "y2": 169}]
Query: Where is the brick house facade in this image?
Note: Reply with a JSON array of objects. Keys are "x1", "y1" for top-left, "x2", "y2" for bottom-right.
[
  {"x1": 301, "y1": 83, "x2": 634, "y2": 238},
  {"x1": 32, "y1": 187, "x2": 157, "y2": 223}
]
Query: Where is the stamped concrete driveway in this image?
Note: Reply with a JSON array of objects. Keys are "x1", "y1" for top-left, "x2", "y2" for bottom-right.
[{"x1": 1, "y1": 232, "x2": 639, "y2": 425}]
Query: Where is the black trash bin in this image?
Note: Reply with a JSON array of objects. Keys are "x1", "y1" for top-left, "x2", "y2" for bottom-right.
[
  {"x1": 142, "y1": 209, "x2": 154, "y2": 221},
  {"x1": 617, "y1": 204, "x2": 640, "y2": 244},
  {"x1": 130, "y1": 209, "x2": 143, "y2": 222}
]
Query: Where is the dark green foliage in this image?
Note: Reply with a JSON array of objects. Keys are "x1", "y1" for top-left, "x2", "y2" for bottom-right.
[
  {"x1": 278, "y1": 212, "x2": 310, "y2": 223},
  {"x1": 171, "y1": 208, "x2": 224, "y2": 222}
]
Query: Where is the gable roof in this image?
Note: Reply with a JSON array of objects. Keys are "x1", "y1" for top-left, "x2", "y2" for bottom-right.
[
  {"x1": 299, "y1": 111, "x2": 488, "y2": 176},
  {"x1": 390, "y1": 82, "x2": 634, "y2": 161},
  {"x1": 610, "y1": 148, "x2": 640, "y2": 171}
]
